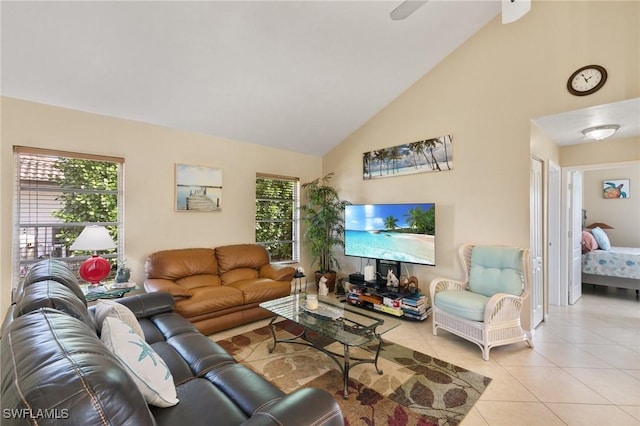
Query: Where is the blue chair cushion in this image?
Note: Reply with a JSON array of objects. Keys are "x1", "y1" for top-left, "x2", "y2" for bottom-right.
[
  {"x1": 468, "y1": 246, "x2": 524, "y2": 297},
  {"x1": 435, "y1": 290, "x2": 488, "y2": 322}
]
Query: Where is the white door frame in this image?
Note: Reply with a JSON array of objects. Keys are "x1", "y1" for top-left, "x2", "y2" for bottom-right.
[
  {"x1": 556, "y1": 160, "x2": 639, "y2": 306},
  {"x1": 568, "y1": 170, "x2": 583, "y2": 304},
  {"x1": 547, "y1": 161, "x2": 561, "y2": 307},
  {"x1": 530, "y1": 157, "x2": 544, "y2": 327}
]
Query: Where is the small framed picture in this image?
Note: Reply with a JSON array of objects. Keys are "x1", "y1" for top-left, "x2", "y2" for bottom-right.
[
  {"x1": 175, "y1": 164, "x2": 222, "y2": 211},
  {"x1": 603, "y1": 179, "x2": 629, "y2": 199}
]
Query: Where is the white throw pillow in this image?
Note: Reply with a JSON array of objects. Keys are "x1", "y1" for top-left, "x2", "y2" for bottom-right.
[
  {"x1": 590, "y1": 227, "x2": 611, "y2": 251},
  {"x1": 95, "y1": 299, "x2": 144, "y2": 338},
  {"x1": 101, "y1": 317, "x2": 179, "y2": 407}
]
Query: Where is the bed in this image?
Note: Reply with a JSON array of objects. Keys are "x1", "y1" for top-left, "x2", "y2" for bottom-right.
[{"x1": 581, "y1": 246, "x2": 640, "y2": 292}]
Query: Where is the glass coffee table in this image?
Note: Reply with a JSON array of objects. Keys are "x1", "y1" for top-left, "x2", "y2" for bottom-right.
[{"x1": 259, "y1": 294, "x2": 400, "y2": 399}]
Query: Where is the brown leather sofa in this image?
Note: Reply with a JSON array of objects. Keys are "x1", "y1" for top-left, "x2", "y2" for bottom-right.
[
  {"x1": 1, "y1": 260, "x2": 343, "y2": 426},
  {"x1": 145, "y1": 244, "x2": 295, "y2": 335}
]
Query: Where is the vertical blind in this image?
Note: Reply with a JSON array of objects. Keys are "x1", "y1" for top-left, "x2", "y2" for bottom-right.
[{"x1": 13, "y1": 146, "x2": 124, "y2": 287}]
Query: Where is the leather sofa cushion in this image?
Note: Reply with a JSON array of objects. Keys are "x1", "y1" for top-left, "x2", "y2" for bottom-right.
[
  {"x1": 151, "y1": 378, "x2": 249, "y2": 426},
  {"x1": 228, "y1": 278, "x2": 291, "y2": 305},
  {"x1": 1, "y1": 309, "x2": 155, "y2": 425},
  {"x1": 176, "y1": 274, "x2": 222, "y2": 290},
  {"x1": 204, "y1": 363, "x2": 285, "y2": 417},
  {"x1": 118, "y1": 292, "x2": 175, "y2": 319},
  {"x1": 13, "y1": 280, "x2": 94, "y2": 329},
  {"x1": 19, "y1": 259, "x2": 87, "y2": 303},
  {"x1": 175, "y1": 286, "x2": 244, "y2": 318},
  {"x1": 216, "y1": 244, "x2": 269, "y2": 276},
  {"x1": 221, "y1": 268, "x2": 259, "y2": 285},
  {"x1": 146, "y1": 248, "x2": 218, "y2": 281}
]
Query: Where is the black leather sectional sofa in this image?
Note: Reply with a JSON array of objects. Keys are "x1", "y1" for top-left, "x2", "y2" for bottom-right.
[{"x1": 1, "y1": 260, "x2": 343, "y2": 425}]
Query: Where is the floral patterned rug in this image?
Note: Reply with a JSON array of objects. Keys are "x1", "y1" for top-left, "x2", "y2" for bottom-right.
[{"x1": 214, "y1": 321, "x2": 491, "y2": 426}]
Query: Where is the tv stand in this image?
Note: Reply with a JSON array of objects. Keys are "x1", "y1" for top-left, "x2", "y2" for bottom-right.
[{"x1": 344, "y1": 280, "x2": 430, "y2": 321}]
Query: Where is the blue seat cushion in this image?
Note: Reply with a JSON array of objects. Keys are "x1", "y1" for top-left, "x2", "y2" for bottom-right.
[
  {"x1": 435, "y1": 290, "x2": 488, "y2": 322},
  {"x1": 469, "y1": 246, "x2": 524, "y2": 297}
]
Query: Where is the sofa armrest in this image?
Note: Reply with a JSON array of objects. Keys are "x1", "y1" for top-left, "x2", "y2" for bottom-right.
[
  {"x1": 144, "y1": 278, "x2": 192, "y2": 299},
  {"x1": 241, "y1": 387, "x2": 343, "y2": 426},
  {"x1": 117, "y1": 292, "x2": 175, "y2": 319},
  {"x1": 259, "y1": 264, "x2": 295, "y2": 282}
]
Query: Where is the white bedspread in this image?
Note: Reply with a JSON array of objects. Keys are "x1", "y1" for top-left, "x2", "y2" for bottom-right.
[{"x1": 582, "y1": 247, "x2": 640, "y2": 280}]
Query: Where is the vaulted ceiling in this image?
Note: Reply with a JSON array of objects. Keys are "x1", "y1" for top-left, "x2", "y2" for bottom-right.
[
  {"x1": 3, "y1": 2, "x2": 636, "y2": 156},
  {"x1": 1, "y1": 1, "x2": 501, "y2": 155}
]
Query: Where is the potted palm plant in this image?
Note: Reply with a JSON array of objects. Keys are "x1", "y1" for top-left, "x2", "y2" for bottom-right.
[{"x1": 301, "y1": 173, "x2": 350, "y2": 292}]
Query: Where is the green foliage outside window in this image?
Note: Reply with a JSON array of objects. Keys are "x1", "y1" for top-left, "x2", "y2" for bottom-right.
[
  {"x1": 256, "y1": 176, "x2": 297, "y2": 262},
  {"x1": 50, "y1": 158, "x2": 119, "y2": 249}
]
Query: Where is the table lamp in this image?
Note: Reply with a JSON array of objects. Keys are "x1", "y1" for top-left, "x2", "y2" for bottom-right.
[{"x1": 70, "y1": 225, "x2": 116, "y2": 293}]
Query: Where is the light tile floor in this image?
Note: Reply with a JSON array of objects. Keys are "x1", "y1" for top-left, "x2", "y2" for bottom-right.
[{"x1": 210, "y1": 285, "x2": 640, "y2": 426}]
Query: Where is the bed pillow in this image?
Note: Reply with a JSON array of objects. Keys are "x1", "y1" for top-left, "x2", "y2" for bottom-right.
[
  {"x1": 581, "y1": 230, "x2": 599, "y2": 252},
  {"x1": 590, "y1": 227, "x2": 611, "y2": 251},
  {"x1": 101, "y1": 317, "x2": 179, "y2": 407}
]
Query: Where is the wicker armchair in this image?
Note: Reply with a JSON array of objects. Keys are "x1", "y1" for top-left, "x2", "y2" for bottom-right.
[{"x1": 429, "y1": 244, "x2": 534, "y2": 361}]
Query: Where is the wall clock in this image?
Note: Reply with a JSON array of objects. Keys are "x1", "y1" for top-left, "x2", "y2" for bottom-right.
[{"x1": 567, "y1": 65, "x2": 607, "y2": 96}]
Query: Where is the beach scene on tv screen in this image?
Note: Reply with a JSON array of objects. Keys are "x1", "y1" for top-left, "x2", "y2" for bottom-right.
[{"x1": 345, "y1": 203, "x2": 435, "y2": 265}]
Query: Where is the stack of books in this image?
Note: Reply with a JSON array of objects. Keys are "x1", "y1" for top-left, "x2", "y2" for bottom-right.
[
  {"x1": 371, "y1": 294, "x2": 403, "y2": 316},
  {"x1": 401, "y1": 293, "x2": 429, "y2": 321}
]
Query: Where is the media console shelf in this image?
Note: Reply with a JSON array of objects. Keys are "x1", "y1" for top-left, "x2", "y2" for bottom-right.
[{"x1": 344, "y1": 280, "x2": 430, "y2": 321}]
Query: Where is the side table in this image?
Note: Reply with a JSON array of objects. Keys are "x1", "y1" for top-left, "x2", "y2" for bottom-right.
[
  {"x1": 292, "y1": 273, "x2": 307, "y2": 294},
  {"x1": 84, "y1": 282, "x2": 139, "y2": 303}
]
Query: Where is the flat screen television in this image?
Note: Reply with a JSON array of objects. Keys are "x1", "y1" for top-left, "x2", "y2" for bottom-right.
[{"x1": 344, "y1": 203, "x2": 436, "y2": 266}]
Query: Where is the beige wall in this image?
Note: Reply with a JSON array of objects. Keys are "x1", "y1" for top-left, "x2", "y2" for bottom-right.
[
  {"x1": 0, "y1": 97, "x2": 322, "y2": 315},
  {"x1": 323, "y1": 1, "x2": 639, "y2": 330},
  {"x1": 561, "y1": 136, "x2": 640, "y2": 167},
  {"x1": 582, "y1": 164, "x2": 640, "y2": 247}
]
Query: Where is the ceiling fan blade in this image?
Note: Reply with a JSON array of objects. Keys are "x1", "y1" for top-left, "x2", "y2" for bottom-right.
[
  {"x1": 502, "y1": 0, "x2": 531, "y2": 24},
  {"x1": 390, "y1": 1, "x2": 428, "y2": 21}
]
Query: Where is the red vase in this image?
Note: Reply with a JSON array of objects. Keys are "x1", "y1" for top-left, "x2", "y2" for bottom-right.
[{"x1": 79, "y1": 255, "x2": 111, "y2": 284}]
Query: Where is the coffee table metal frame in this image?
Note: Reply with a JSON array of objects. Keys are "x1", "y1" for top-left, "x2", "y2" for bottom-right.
[{"x1": 259, "y1": 294, "x2": 399, "y2": 399}]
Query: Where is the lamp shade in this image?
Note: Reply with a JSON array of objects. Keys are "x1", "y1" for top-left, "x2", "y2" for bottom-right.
[{"x1": 70, "y1": 226, "x2": 116, "y2": 251}]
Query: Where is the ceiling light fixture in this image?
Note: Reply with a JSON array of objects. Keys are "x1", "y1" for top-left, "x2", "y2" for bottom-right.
[{"x1": 581, "y1": 124, "x2": 620, "y2": 140}]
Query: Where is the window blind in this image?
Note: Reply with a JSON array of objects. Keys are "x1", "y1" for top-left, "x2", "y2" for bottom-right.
[{"x1": 13, "y1": 146, "x2": 124, "y2": 288}]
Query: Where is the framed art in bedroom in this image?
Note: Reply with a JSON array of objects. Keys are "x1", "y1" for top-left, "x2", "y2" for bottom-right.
[{"x1": 603, "y1": 179, "x2": 629, "y2": 199}]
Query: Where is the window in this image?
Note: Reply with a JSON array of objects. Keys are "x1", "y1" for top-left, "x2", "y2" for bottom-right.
[
  {"x1": 255, "y1": 174, "x2": 299, "y2": 263},
  {"x1": 13, "y1": 147, "x2": 123, "y2": 284}
]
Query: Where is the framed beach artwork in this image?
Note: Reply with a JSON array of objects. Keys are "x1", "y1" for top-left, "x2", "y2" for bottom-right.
[
  {"x1": 175, "y1": 164, "x2": 223, "y2": 211},
  {"x1": 363, "y1": 134, "x2": 453, "y2": 180},
  {"x1": 603, "y1": 179, "x2": 629, "y2": 199}
]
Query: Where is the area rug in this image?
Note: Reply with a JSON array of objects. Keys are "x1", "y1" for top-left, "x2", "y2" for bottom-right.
[{"x1": 214, "y1": 321, "x2": 491, "y2": 426}]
